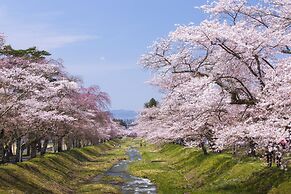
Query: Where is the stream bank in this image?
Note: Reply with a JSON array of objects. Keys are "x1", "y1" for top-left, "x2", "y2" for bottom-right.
[{"x1": 89, "y1": 146, "x2": 157, "y2": 194}]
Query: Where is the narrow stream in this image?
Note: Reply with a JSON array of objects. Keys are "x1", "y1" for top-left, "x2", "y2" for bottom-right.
[{"x1": 91, "y1": 147, "x2": 157, "y2": 194}]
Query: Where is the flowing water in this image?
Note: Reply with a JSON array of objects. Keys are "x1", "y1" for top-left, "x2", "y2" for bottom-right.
[{"x1": 91, "y1": 147, "x2": 157, "y2": 194}]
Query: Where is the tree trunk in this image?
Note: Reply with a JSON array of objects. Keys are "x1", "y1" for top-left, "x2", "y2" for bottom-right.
[
  {"x1": 1, "y1": 149, "x2": 6, "y2": 163},
  {"x1": 37, "y1": 139, "x2": 42, "y2": 152},
  {"x1": 41, "y1": 138, "x2": 49, "y2": 155},
  {"x1": 0, "y1": 144, "x2": 4, "y2": 163},
  {"x1": 248, "y1": 140, "x2": 257, "y2": 157},
  {"x1": 15, "y1": 137, "x2": 22, "y2": 163},
  {"x1": 76, "y1": 139, "x2": 81, "y2": 148},
  {"x1": 7, "y1": 144, "x2": 13, "y2": 163},
  {"x1": 232, "y1": 144, "x2": 237, "y2": 156},
  {"x1": 26, "y1": 144, "x2": 31, "y2": 156},
  {"x1": 52, "y1": 138, "x2": 57, "y2": 153},
  {"x1": 2, "y1": 144, "x2": 13, "y2": 163},
  {"x1": 72, "y1": 139, "x2": 76, "y2": 148},
  {"x1": 66, "y1": 138, "x2": 72, "y2": 151},
  {"x1": 201, "y1": 142, "x2": 208, "y2": 155},
  {"x1": 267, "y1": 152, "x2": 272, "y2": 167},
  {"x1": 30, "y1": 141, "x2": 37, "y2": 158},
  {"x1": 1, "y1": 146, "x2": 8, "y2": 163},
  {"x1": 57, "y1": 137, "x2": 63, "y2": 152}
]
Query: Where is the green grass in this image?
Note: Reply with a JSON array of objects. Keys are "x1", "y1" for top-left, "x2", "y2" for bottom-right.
[
  {"x1": 0, "y1": 139, "x2": 127, "y2": 194},
  {"x1": 129, "y1": 143, "x2": 291, "y2": 194},
  {"x1": 77, "y1": 183, "x2": 120, "y2": 194},
  {"x1": 2, "y1": 139, "x2": 290, "y2": 194}
]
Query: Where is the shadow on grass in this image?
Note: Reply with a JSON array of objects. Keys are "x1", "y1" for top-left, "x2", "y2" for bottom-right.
[{"x1": 0, "y1": 142, "x2": 117, "y2": 193}]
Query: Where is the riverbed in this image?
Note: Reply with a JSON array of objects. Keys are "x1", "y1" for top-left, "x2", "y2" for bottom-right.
[{"x1": 91, "y1": 147, "x2": 157, "y2": 194}]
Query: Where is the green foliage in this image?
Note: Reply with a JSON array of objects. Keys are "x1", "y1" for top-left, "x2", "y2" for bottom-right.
[
  {"x1": 0, "y1": 45, "x2": 51, "y2": 61},
  {"x1": 129, "y1": 143, "x2": 291, "y2": 194},
  {"x1": 113, "y1": 119, "x2": 127, "y2": 127},
  {"x1": 144, "y1": 98, "x2": 158, "y2": 108}
]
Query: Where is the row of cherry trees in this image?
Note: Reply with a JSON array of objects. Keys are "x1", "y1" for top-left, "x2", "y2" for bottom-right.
[
  {"x1": 0, "y1": 36, "x2": 124, "y2": 163},
  {"x1": 133, "y1": 0, "x2": 291, "y2": 167}
]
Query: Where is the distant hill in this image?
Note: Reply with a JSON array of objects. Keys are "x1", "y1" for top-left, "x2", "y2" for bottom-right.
[{"x1": 111, "y1": 109, "x2": 138, "y2": 120}]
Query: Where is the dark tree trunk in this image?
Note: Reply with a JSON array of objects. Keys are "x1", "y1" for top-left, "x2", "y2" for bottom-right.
[
  {"x1": 15, "y1": 137, "x2": 22, "y2": 163},
  {"x1": 8, "y1": 145, "x2": 13, "y2": 157},
  {"x1": 30, "y1": 141, "x2": 37, "y2": 158},
  {"x1": 1, "y1": 147, "x2": 8, "y2": 163},
  {"x1": 57, "y1": 137, "x2": 63, "y2": 152},
  {"x1": 26, "y1": 144, "x2": 31, "y2": 156},
  {"x1": 267, "y1": 152, "x2": 273, "y2": 167},
  {"x1": 73, "y1": 140, "x2": 76, "y2": 147},
  {"x1": 1, "y1": 149, "x2": 6, "y2": 163},
  {"x1": 201, "y1": 142, "x2": 208, "y2": 155},
  {"x1": 66, "y1": 138, "x2": 72, "y2": 151},
  {"x1": 37, "y1": 139, "x2": 42, "y2": 152},
  {"x1": 76, "y1": 139, "x2": 81, "y2": 148},
  {"x1": 248, "y1": 140, "x2": 257, "y2": 157},
  {"x1": 0, "y1": 144, "x2": 4, "y2": 163},
  {"x1": 232, "y1": 144, "x2": 237, "y2": 156},
  {"x1": 7, "y1": 144, "x2": 13, "y2": 163},
  {"x1": 52, "y1": 138, "x2": 57, "y2": 153},
  {"x1": 2, "y1": 144, "x2": 13, "y2": 163},
  {"x1": 248, "y1": 149, "x2": 256, "y2": 157},
  {"x1": 41, "y1": 138, "x2": 49, "y2": 155}
]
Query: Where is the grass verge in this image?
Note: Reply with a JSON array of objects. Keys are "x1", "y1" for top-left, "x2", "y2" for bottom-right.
[
  {"x1": 0, "y1": 140, "x2": 127, "y2": 194},
  {"x1": 129, "y1": 143, "x2": 291, "y2": 194}
]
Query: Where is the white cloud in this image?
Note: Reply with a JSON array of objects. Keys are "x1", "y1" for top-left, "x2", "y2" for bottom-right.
[
  {"x1": 6, "y1": 33, "x2": 99, "y2": 50},
  {"x1": 99, "y1": 56, "x2": 106, "y2": 61},
  {"x1": 0, "y1": 5, "x2": 99, "y2": 50}
]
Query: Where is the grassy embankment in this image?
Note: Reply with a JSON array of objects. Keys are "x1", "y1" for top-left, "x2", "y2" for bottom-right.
[
  {"x1": 0, "y1": 139, "x2": 130, "y2": 194},
  {"x1": 129, "y1": 142, "x2": 291, "y2": 194}
]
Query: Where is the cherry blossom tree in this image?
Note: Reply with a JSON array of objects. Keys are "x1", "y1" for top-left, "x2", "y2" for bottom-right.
[
  {"x1": 134, "y1": 0, "x2": 291, "y2": 164},
  {"x1": 0, "y1": 34, "x2": 124, "y2": 163}
]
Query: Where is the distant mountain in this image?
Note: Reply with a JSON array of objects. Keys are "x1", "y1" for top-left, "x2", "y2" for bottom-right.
[{"x1": 111, "y1": 109, "x2": 138, "y2": 120}]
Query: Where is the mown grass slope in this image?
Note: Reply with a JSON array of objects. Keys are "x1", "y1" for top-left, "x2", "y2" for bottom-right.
[
  {"x1": 129, "y1": 143, "x2": 291, "y2": 194},
  {"x1": 0, "y1": 140, "x2": 126, "y2": 194}
]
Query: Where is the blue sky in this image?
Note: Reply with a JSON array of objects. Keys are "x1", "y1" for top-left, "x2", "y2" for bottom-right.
[{"x1": 0, "y1": 0, "x2": 207, "y2": 111}]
